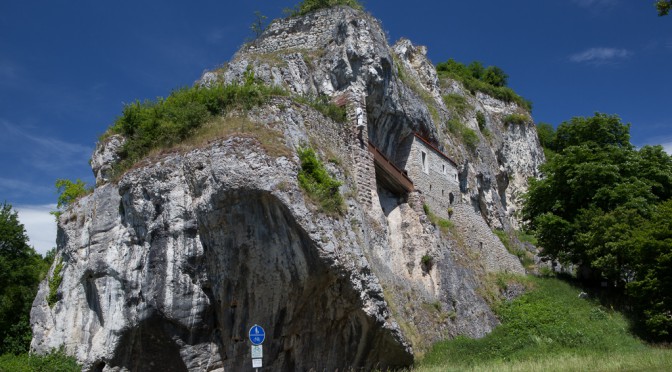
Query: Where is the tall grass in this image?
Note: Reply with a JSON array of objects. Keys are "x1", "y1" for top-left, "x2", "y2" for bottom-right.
[{"x1": 416, "y1": 277, "x2": 671, "y2": 371}]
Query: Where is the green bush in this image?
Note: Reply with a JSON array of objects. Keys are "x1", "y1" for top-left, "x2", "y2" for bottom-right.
[
  {"x1": 436, "y1": 59, "x2": 532, "y2": 112},
  {"x1": 295, "y1": 94, "x2": 347, "y2": 123},
  {"x1": 297, "y1": 147, "x2": 344, "y2": 215},
  {"x1": 289, "y1": 0, "x2": 363, "y2": 16},
  {"x1": 504, "y1": 113, "x2": 530, "y2": 126},
  {"x1": 47, "y1": 260, "x2": 64, "y2": 307},
  {"x1": 421, "y1": 254, "x2": 434, "y2": 269}
]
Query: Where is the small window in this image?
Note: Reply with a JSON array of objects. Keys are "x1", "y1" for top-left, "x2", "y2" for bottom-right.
[
  {"x1": 421, "y1": 151, "x2": 428, "y2": 174},
  {"x1": 442, "y1": 164, "x2": 446, "y2": 175}
]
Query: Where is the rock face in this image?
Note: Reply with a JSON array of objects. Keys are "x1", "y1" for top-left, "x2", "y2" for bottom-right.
[{"x1": 31, "y1": 6, "x2": 544, "y2": 371}]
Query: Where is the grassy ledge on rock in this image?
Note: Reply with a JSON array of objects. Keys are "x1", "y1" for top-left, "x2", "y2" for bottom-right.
[
  {"x1": 103, "y1": 71, "x2": 287, "y2": 177},
  {"x1": 297, "y1": 147, "x2": 344, "y2": 216}
]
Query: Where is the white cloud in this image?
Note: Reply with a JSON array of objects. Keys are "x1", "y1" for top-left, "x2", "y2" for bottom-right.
[
  {"x1": 569, "y1": 47, "x2": 632, "y2": 64},
  {"x1": 0, "y1": 120, "x2": 92, "y2": 172},
  {"x1": 15, "y1": 204, "x2": 57, "y2": 256}
]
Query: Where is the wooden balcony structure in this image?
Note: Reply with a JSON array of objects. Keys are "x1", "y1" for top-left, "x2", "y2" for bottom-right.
[{"x1": 368, "y1": 141, "x2": 414, "y2": 195}]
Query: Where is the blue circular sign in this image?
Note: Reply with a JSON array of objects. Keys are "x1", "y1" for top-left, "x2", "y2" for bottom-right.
[{"x1": 249, "y1": 324, "x2": 265, "y2": 345}]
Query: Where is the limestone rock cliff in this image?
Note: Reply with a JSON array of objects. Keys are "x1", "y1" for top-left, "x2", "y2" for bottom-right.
[{"x1": 31, "y1": 6, "x2": 544, "y2": 371}]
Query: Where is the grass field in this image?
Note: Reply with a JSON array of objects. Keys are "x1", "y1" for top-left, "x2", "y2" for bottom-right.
[{"x1": 415, "y1": 276, "x2": 672, "y2": 372}]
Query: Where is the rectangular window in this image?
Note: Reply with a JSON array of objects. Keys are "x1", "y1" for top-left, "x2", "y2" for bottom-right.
[
  {"x1": 421, "y1": 151, "x2": 428, "y2": 174},
  {"x1": 442, "y1": 164, "x2": 446, "y2": 175}
]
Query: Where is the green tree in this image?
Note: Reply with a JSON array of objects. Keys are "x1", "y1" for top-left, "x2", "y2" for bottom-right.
[
  {"x1": 482, "y1": 66, "x2": 508, "y2": 87},
  {"x1": 523, "y1": 114, "x2": 672, "y2": 340},
  {"x1": 467, "y1": 61, "x2": 485, "y2": 80},
  {"x1": 657, "y1": 0, "x2": 671, "y2": 15},
  {"x1": 0, "y1": 202, "x2": 50, "y2": 354},
  {"x1": 626, "y1": 199, "x2": 672, "y2": 339},
  {"x1": 51, "y1": 179, "x2": 92, "y2": 219},
  {"x1": 250, "y1": 11, "x2": 268, "y2": 38}
]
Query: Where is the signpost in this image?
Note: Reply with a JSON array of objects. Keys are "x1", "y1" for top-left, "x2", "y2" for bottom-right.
[{"x1": 249, "y1": 324, "x2": 265, "y2": 370}]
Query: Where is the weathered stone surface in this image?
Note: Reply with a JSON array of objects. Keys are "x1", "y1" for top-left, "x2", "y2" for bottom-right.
[
  {"x1": 91, "y1": 134, "x2": 125, "y2": 185},
  {"x1": 31, "y1": 5, "x2": 544, "y2": 371},
  {"x1": 32, "y1": 134, "x2": 412, "y2": 371}
]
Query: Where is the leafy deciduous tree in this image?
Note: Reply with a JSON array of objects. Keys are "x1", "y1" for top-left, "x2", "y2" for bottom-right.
[
  {"x1": 523, "y1": 113, "x2": 672, "y2": 340},
  {"x1": 0, "y1": 202, "x2": 50, "y2": 354}
]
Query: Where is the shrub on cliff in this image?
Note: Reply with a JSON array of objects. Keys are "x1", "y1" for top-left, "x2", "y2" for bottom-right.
[
  {"x1": 297, "y1": 147, "x2": 344, "y2": 215},
  {"x1": 290, "y1": 0, "x2": 363, "y2": 16}
]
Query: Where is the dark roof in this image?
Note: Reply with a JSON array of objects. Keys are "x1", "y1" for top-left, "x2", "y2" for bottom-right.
[{"x1": 413, "y1": 133, "x2": 458, "y2": 167}]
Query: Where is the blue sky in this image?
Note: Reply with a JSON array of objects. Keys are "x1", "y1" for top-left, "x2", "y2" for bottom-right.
[{"x1": 1, "y1": 0, "x2": 670, "y2": 254}]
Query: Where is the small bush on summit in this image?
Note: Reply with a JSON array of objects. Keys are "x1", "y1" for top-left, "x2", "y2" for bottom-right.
[
  {"x1": 297, "y1": 147, "x2": 344, "y2": 215},
  {"x1": 290, "y1": 0, "x2": 363, "y2": 16}
]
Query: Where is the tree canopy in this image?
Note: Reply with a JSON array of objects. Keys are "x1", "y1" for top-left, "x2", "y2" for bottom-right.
[
  {"x1": 524, "y1": 114, "x2": 672, "y2": 340},
  {"x1": 0, "y1": 202, "x2": 51, "y2": 354},
  {"x1": 657, "y1": 0, "x2": 671, "y2": 15}
]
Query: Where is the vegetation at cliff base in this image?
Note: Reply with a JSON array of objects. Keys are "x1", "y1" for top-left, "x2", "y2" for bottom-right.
[
  {"x1": 523, "y1": 113, "x2": 672, "y2": 341},
  {"x1": 106, "y1": 70, "x2": 286, "y2": 176},
  {"x1": 289, "y1": 0, "x2": 363, "y2": 16},
  {"x1": 417, "y1": 276, "x2": 672, "y2": 372},
  {"x1": 297, "y1": 147, "x2": 344, "y2": 215},
  {"x1": 436, "y1": 59, "x2": 532, "y2": 112},
  {"x1": 0, "y1": 350, "x2": 80, "y2": 372}
]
